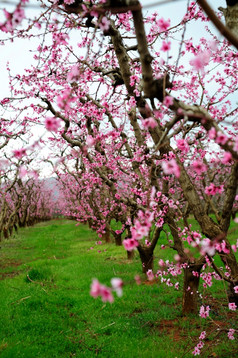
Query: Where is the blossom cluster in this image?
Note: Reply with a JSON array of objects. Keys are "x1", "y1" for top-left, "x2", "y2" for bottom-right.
[
  {"x1": 0, "y1": 1, "x2": 26, "y2": 33},
  {"x1": 90, "y1": 278, "x2": 123, "y2": 303},
  {"x1": 123, "y1": 210, "x2": 154, "y2": 251}
]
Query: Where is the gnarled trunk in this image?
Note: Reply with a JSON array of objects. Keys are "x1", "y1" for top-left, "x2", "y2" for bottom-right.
[{"x1": 182, "y1": 264, "x2": 202, "y2": 315}]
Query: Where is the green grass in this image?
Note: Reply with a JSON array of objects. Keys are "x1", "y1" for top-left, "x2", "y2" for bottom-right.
[{"x1": 0, "y1": 219, "x2": 237, "y2": 357}]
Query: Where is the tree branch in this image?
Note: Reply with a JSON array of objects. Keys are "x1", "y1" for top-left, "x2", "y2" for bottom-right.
[{"x1": 197, "y1": 0, "x2": 238, "y2": 49}]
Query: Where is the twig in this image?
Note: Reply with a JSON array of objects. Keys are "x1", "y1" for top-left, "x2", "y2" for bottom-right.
[
  {"x1": 11, "y1": 296, "x2": 31, "y2": 305},
  {"x1": 100, "y1": 322, "x2": 115, "y2": 330}
]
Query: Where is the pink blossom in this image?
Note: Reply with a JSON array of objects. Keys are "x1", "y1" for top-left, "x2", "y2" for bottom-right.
[
  {"x1": 90, "y1": 279, "x2": 102, "y2": 299},
  {"x1": 205, "y1": 183, "x2": 217, "y2": 196},
  {"x1": 215, "y1": 132, "x2": 228, "y2": 145},
  {"x1": 228, "y1": 302, "x2": 237, "y2": 311},
  {"x1": 234, "y1": 286, "x2": 238, "y2": 294},
  {"x1": 163, "y1": 96, "x2": 173, "y2": 107},
  {"x1": 174, "y1": 254, "x2": 180, "y2": 261},
  {"x1": 64, "y1": 0, "x2": 76, "y2": 4},
  {"x1": 208, "y1": 40, "x2": 218, "y2": 52},
  {"x1": 222, "y1": 151, "x2": 232, "y2": 164},
  {"x1": 99, "y1": 17, "x2": 110, "y2": 31},
  {"x1": 234, "y1": 136, "x2": 238, "y2": 152},
  {"x1": 86, "y1": 135, "x2": 95, "y2": 147},
  {"x1": 199, "y1": 305, "x2": 210, "y2": 318},
  {"x1": 161, "y1": 159, "x2": 180, "y2": 178},
  {"x1": 189, "y1": 50, "x2": 211, "y2": 72},
  {"x1": 158, "y1": 259, "x2": 165, "y2": 267},
  {"x1": 0, "y1": 98, "x2": 10, "y2": 105},
  {"x1": 90, "y1": 279, "x2": 114, "y2": 303},
  {"x1": 45, "y1": 117, "x2": 61, "y2": 132},
  {"x1": 147, "y1": 269, "x2": 154, "y2": 281},
  {"x1": 130, "y1": 210, "x2": 154, "y2": 242},
  {"x1": 228, "y1": 329, "x2": 235, "y2": 340},
  {"x1": 131, "y1": 222, "x2": 149, "y2": 241},
  {"x1": 158, "y1": 18, "x2": 170, "y2": 32},
  {"x1": 192, "y1": 346, "x2": 201, "y2": 356},
  {"x1": 176, "y1": 139, "x2": 189, "y2": 153},
  {"x1": 200, "y1": 238, "x2": 216, "y2": 256},
  {"x1": 208, "y1": 127, "x2": 216, "y2": 139},
  {"x1": 12, "y1": 7, "x2": 25, "y2": 28},
  {"x1": 156, "y1": 217, "x2": 164, "y2": 227},
  {"x1": 100, "y1": 285, "x2": 114, "y2": 303},
  {"x1": 134, "y1": 275, "x2": 141, "y2": 285},
  {"x1": 216, "y1": 185, "x2": 224, "y2": 194},
  {"x1": 197, "y1": 341, "x2": 204, "y2": 349},
  {"x1": 215, "y1": 240, "x2": 229, "y2": 254},
  {"x1": 232, "y1": 244, "x2": 237, "y2": 252},
  {"x1": 130, "y1": 74, "x2": 139, "y2": 87},
  {"x1": 111, "y1": 278, "x2": 123, "y2": 297},
  {"x1": 19, "y1": 166, "x2": 28, "y2": 178},
  {"x1": 199, "y1": 331, "x2": 206, "y2": 340},
  {"x1": 138, "y1": 209, "x2": 154, "y2": 223},
  {"x1": 161, "y1": 40, "x2": 171, "y2": 52},
  {"x1": 57, "y1": 89, "x2": 75, "y2": 110},
  {"x1": 123, "y1": 238, "x2": 139, "y2": 251},
  {"x1": 13, "y1": 148, "x2": 26, "y2": 159},
  {"x1": 67, "y1": 65, "x2": 80, "y2": 83},
  {"x1": 192, "y1": 159, "x2": 207, "y2": 175},
  {"x1": 142, "y1": 117, "x2": 158, "y2": 129},
  {"x1": 1, "y1": 6, "x2": 25, "y2": 33}
]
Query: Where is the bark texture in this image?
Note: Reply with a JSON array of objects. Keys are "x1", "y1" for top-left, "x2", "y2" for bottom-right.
[{"x1": 182, "y1": 264, "x2": 203, "y2": 315}]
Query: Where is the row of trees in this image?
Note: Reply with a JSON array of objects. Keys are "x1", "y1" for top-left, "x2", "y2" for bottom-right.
[
  {"x1": 0, "y1": 0, "x2": 238, "y2": 349},
  {"x1": 0, "y1": 157, "x2": 57, "y2": 240}
]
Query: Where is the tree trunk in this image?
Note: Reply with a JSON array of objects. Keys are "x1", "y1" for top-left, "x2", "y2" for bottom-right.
[
  {"x1": 219, "y1": 3, "x2": 238, "y2": 37},
  {"x1": 182, "y1": 264, "x2": 202, "y2": 315},
  {"x1": 9, "y1": 226, "x2": 13, "y2": 236},
  {"x1": 3, "y1": 227, "x2": 9, "y2": 239},
  {"x1": 137, "y1": 246, "x2": 154, "y2": 273},
  {"x1": 127, "y1": 250, "x2": 134, "y2": 260},
  {"x1": 228, "y1": 283, "x2": 238, "y2": 306},
  {"x1": 88, "y1": 219, "x2": 93, "y2": 228},
  {"x1": 102, "y1": 226, "x2": 111, "y2": 243},
  {"x1": 114, "y1": 232, "x2": 122, "y2": 246},
  {"x1": 14, "y1": 224, "x2": 18, "y2": 233}
]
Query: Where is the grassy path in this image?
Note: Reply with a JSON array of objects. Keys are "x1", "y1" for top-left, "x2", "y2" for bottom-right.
[{"x1": 0, "y1": 220, "x2": 237, "y2": 357}]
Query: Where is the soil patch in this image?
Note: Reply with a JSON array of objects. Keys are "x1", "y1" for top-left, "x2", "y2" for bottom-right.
[
  {"x1": 0, "y1": 259, "x2": 22, "y2": 269},
  {"x1": 0, "y1": 259, "x2": 23, "y2": 280}
]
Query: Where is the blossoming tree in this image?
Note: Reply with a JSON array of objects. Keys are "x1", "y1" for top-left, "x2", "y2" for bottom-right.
[{"x1": 1, "y1": 0, "x2": 238, "y2": 328}]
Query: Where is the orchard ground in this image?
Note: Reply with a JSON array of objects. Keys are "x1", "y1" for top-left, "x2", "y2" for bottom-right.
[{"x1": 0, "y1": 219, "x2": 237, "y2": 358}]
